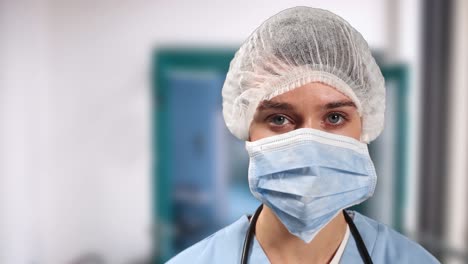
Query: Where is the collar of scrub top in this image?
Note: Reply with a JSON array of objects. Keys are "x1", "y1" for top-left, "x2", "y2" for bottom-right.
[{"x1": 241, "y1": 204, "x2": 374, "y2": 264}]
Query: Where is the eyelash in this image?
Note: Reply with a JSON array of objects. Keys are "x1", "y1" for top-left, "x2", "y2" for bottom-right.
[
  {"x1": 264, "y1": 112, "x2": 350, "y2": 129},
  {"x1": 266, "y1": 114, "x2": 294, "y2": 127}
]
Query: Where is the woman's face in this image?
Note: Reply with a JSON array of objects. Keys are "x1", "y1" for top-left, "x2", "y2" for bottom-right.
[{"x1": 249, "y1": 82, "x2": 362, "y2": 141}]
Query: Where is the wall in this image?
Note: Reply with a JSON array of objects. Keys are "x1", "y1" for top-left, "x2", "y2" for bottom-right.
[{"x1": 1, "y1": 0, "x2": 421, "y2": 263}]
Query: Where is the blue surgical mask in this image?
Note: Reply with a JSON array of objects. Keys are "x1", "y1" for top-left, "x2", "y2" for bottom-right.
[{"x1": 245, "y1": 128, "x2": 377, "y2": 243}]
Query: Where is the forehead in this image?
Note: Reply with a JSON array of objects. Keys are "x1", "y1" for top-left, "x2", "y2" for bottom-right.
[{"x1": 267, "y1": 82, "x2": 352, "y2": 105}]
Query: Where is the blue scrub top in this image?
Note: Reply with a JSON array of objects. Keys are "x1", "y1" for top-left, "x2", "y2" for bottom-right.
[{"x1": 167, "y1": 211, "x2": 440, "y2": 263}]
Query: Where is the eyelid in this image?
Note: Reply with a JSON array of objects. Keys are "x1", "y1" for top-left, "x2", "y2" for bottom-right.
[
  {"x1": 266, "y1": 113, "x2": 294, "y2": 124},
  {"x1": 328, "y1": 111, "x2": 349, "y2": 118}
]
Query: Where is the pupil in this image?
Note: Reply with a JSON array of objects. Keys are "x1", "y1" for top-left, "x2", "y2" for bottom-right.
[
  {"x1": 329, "y1": 114, "x2": 339, "y2": 123},
  {"x1": 275, "y1": 116, "x2": 284, "y2": 124}
]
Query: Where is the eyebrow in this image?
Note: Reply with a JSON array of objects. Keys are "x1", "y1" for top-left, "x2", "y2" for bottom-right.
[
  {"x1": 257, "y1": 100, "x2": 295, "y2": 111},
  {"x1": 324, "y1": 100, "x2": 357, "y2": 109},
  {"x1": 258, "y1": 100, "x2": 356, "y2": 111}
]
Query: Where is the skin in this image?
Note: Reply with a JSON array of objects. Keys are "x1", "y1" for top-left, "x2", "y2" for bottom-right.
[{"x1": 248, "y1": 82, "x2": 362, "y2": 264}]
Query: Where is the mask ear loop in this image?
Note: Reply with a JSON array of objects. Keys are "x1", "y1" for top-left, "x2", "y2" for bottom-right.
[
  {"x1": 360, "y1": 135, "x2": 368, "y2": 143},
  {"x1": 358, "y1": 114, "x2": 369, "y2": 143},
  {"x1": 359, "y1": 130, "x2": 369, "y2": 143}
]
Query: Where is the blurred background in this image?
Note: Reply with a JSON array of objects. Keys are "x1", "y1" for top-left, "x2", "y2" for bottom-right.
[{"x1": 0, "y1": 0, "x2": 466, "y2": 263}]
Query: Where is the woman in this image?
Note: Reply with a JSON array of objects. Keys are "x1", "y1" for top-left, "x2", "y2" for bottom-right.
[{"x1": 168, "y1": 6, "x2": 440, "y2": 264}]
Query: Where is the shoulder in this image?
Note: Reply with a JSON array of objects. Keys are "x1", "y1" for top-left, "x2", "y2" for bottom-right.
[
  {"x1": 166, "y1": 216, "x2": 249, "y2": 264},
  {"x1": 353, "y1": 212, "x2": 440, "y2": 264}
]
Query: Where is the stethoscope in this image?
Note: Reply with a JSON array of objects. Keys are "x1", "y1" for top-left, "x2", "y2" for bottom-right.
[{"x1": 241, "y1": 205, "x2": 373, "y2": 264}]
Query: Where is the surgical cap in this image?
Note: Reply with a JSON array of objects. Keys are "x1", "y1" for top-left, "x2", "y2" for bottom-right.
[{"x1": 222, "y1": 6, "x2": 385, "y2": 143}]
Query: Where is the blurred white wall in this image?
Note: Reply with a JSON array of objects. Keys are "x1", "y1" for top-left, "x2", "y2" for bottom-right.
[
  {"x1": 446, "y1": 1, "x2": 468, "y2": 263},
  {"x1": 1, "y1": 0, "x2": 423, "y2": 263},
  {"x1": 1, "y1": 1, "x2": 51, "y2": 263}
]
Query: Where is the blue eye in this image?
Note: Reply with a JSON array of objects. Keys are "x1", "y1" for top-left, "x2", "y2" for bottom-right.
[
  {"x1": 327, "y1": 113, "x2": 344, "y2": 124},
  {"x1": 269, "y1": 115, "x2": 290, "y2": 126}
]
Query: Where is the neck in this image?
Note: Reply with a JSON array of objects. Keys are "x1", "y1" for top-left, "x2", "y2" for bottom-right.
[{"x1": 255, "y1": 205, "x2": 347, "y2": 264}]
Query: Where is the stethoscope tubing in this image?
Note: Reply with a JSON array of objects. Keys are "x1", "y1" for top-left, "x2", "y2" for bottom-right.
[{"x1": 240, "y1": 205, "x2": 373, "y2": 264}]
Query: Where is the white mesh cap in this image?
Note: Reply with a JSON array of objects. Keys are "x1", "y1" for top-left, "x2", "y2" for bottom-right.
[{"x1": 222, "y1": 6, "x2": 385, "y2": 143}]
